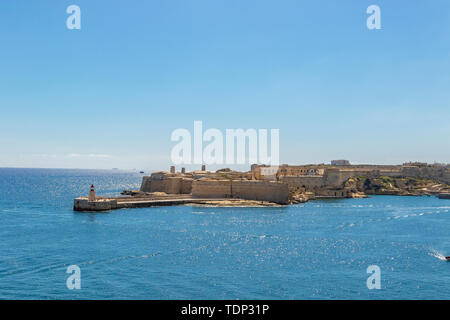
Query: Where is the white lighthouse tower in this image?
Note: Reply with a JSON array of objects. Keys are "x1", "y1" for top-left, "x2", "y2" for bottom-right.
[{"x1": 89, "y1": 184, "x2": 96, "y2": 202}]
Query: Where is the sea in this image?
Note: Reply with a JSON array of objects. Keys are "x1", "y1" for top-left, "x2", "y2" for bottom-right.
[{"x1": 0, "y1": 168, "x2": 449, "y2": 299}]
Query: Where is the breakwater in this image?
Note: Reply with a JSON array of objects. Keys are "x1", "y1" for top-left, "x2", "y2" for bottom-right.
[{"x1": 73, "y1": 196, "x2": 278, "y2": 211}]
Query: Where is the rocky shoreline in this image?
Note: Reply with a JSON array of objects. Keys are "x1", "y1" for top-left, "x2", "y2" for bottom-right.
[
  {"x1": 345, "y1": 176, "x2": 449, "y2": 196},
  {"x1": 289, "y1": 176, "x2": 450, "y2": 204}
]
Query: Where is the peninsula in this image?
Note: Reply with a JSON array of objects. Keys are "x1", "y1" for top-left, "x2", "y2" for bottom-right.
[{"x1": 74, "y1": 161, "x2": 450, "y2": 211}]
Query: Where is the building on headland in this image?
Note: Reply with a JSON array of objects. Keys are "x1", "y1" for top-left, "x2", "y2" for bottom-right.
[{"x1": 331, "y1": 160, "x2": 350, "y2": 166}]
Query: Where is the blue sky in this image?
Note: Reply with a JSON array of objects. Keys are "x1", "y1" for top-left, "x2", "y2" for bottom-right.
[{"x1": 0, "y1": 0, "x2": 449, "y2": 170}]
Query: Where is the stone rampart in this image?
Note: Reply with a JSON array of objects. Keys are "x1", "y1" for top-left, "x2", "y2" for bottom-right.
[
  {"x1": 191, "y1": 179, "x2": 232, "y2": 198},
  {"x1": 140, "y1": 175, "x2": 192, "y2": 194},
  {"x1": 232, "y1": 180, "x2": 289, "y2": 204},
  {"x1": 191, "y1": 179, "x2": 289, "y2": 204},
  {"x1": 280, "y1": 176, "x2": 326, "y2": 189}
]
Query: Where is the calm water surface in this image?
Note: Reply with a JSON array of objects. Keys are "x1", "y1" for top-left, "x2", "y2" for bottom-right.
[{"x1": 0, "y1": 168, "x2": 449, "y2": 299}]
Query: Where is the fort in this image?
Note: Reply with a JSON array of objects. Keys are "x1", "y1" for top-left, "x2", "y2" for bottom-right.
[{"x1": 73, "y1": 161, "x2": 450, "y2": 211}]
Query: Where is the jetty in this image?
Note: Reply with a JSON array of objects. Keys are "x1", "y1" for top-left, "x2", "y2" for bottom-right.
[
  {"x1": 73, "y1": 187, "x2": 281, "y2": 211},
  {"x1": 73, "y1": 196, "x2": 280, "y2": 211}
]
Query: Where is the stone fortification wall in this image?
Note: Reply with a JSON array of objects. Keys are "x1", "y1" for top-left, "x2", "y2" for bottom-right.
[
  {"x1": 232, "y1": 180, "x2": 289, "y2": 204},
  {"x1": 323, "y1": 168, "x2": 402, "y2": 187},
  {"x1": 401, "y1": 166, "x2": 450, "y2": 184},
  {"x1": 191, "y1": 179, "x2": 232, "y2": 198},
  {"x1": 191, "y1": 179, "x2": 289, "y2": 204},
  {"x1": 180, "y1": 178, "x2": 193, "y2": 194},
  {"x1": 322, "y1": 169, "x2": 343, "y2": 187},
  {"x1": 140, "y1": 164, "x2": 449, "y2": 202},
  {"x1": 314, "y1": 189, "x2": 348, "y2": 198},
  {"x1": 252, "y1": 164, "x2": 450, "y2": 186},
  {"x1": 327, "y1": 166, "x2": 450, "y2": 186},
  {"x1": 140, "y1": 176, "x2": 152, "y2": 192},
  {"x1": 280, "y1": 176, "x2": 326, "y2": 189},
  {"x1": 140, "y1": 174, "x2": 192, "y2": 194}
]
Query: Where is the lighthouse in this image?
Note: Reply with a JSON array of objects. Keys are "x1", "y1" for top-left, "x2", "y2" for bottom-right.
[{"x1": 89, "y1": 184, "x2": 96, "y2": 202}]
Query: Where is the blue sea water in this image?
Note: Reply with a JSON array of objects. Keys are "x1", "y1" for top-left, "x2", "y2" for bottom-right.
[{"x1": 0, "y1": 168, "x2": 449, "y2": 300}]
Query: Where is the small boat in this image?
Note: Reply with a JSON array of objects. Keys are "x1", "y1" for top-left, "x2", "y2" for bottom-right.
[
  {"x1": 139, "y1": 171, "x2": 144, "y2": 174},
  {"x1": 446, "y1": 256, "x2": 450, "y2": 261}
]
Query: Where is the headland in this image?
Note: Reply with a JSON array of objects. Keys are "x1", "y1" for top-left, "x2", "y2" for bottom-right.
[{"x1": 74, "y1": 161, "x2": 450, "y2": 211}]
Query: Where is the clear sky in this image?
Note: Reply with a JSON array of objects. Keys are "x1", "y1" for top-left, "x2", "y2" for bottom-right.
[{"x1": 1, "y1": 0, "x2": 449, "y2": 170}]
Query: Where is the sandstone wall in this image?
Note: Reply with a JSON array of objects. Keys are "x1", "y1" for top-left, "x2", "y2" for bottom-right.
[
  {"x1": 401, "y1": 166, "x2": 450, "y2": 184},
  {"x1": 191, "y1": 179, "x2": 289, "y2": 204},
  {"x1": 140, "y1": 176, "x2": 152, "y2": 192},
  {"x1": 323, "y1": 169, "x2": 343, "y2": 187},
  {"x1": 145, "y1": 177, "x2": 179, "y2": 194},
  {"x1": 280, "y1": 176, "x2": 326, "y2": 189},
  {"x1": 322, "y1": 168, "x2": 402, "y2": 187},
  {"x1": 328, "y1": 166, "x2": 450, "y2": 185},
  {"x1": 180, "y1": 178, "x2": 193, "y2": 194},
  {"x1": 232, "y1": 180, "x2": 289, "y2": 204},
  {"x1": 140, "y1": 176, "x2": 192, "y2": 194},
  {"x1": 191, "y1": 180, "x2": 232, "y2": 198},
  {"x1": 252, "y1": 164, "x2": 450, "y2": 185},
  {"x1": 314, "y1": 189, "x2": 348, "y2": 198}
]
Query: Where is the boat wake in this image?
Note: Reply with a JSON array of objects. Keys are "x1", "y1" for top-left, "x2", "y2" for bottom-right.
[{"x1": 429, "y1": 249, "x2": 447, "y2": 261}]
